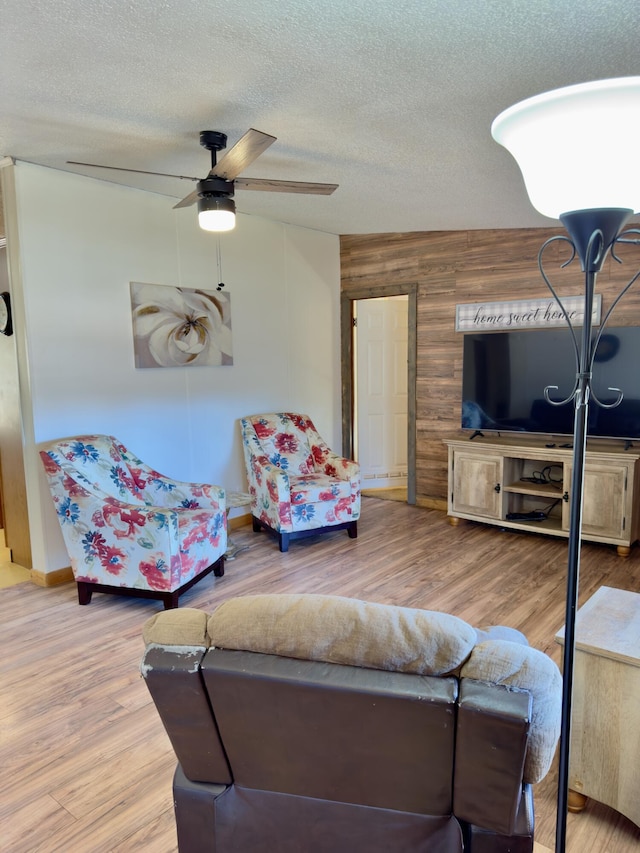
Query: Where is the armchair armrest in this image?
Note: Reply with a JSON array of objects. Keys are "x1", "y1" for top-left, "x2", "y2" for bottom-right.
[
  {"x1": 253, "y1": 463, "x2": 292, "y2": 514},
  {"x1": 243, "y1": 449, "x2": 294, "y2": 532},
  {"x1": 309, "y1": 434, "x2": 360, "y2": 483},
  {"x1": 320, "y1": 452, "x2": 360, "y2": 482},
  {"x1": 143, "y1": 475, "x2": 226, "y2": 512}
]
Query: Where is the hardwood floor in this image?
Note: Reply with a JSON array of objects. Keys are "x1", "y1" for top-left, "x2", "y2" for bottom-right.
[{"x1": 2, "y1": 497, "x2": 640, "y2": 852}]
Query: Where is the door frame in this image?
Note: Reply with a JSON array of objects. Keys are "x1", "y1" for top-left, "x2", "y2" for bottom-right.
[{"x1": 341, "y1": 281, "x2": 418, "y2": 505}]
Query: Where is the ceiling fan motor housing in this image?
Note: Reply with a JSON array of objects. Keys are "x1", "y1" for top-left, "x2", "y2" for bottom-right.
[{"x1": 197, "y1": 177, "x2": 235, "y2": 198}]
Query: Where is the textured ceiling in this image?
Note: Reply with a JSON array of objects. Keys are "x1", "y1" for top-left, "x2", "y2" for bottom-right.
[{"x1": 1, "y1": 0, "x2": 639, "y2": 236}]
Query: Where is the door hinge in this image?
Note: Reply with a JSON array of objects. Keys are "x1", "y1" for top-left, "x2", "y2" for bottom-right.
[{"x1": 352, "y1": 317, "x2": 358, "y2": 327}]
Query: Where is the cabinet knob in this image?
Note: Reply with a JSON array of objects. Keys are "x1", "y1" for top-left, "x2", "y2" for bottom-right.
[{"x1": 494, "y1": 484, "x2": 501, "y2": 493}]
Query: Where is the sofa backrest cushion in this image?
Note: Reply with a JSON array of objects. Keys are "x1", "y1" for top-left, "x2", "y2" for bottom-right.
[{"x1": 207, "y1": 593, "x2": 478, "y2": 676}]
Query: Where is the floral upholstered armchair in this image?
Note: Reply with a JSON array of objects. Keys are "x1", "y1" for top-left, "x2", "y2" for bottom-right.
[
  {"x1": 40, "y1": 434, "x2": 227, "y2": 609},
  {"x1": 240, "y1": 413, "x2": 360, "y2": 552}
]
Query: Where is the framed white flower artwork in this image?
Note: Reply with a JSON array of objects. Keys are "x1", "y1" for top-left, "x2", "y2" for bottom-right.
[{"x1": 130, "y1": 282, "x2": 233, "y2": 368}]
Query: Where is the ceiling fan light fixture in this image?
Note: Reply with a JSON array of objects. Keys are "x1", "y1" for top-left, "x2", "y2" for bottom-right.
[{"x1": 197, "y1": 195, "x2": 236, "y2": 232}]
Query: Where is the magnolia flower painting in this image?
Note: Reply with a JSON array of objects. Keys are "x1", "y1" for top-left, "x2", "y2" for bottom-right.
[{"x1": 130, "y1": 282, "x2": 233, "y2": 368}]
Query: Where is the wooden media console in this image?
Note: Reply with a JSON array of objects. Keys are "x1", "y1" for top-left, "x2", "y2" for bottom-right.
[{"x1": 444, "y1": 435, "x2": 640, "y2": 556}]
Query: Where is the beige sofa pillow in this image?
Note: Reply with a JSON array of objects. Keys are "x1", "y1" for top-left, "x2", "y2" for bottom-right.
[
  {"x1": 207, "y1": 593, "x2": 477, "y2": 676},
  {"x1": 461, "y1": 639, "x2": 562, "y2": 783},
  {"x1": 142, "y1": 607, "x2": 210, "y2": 648}
]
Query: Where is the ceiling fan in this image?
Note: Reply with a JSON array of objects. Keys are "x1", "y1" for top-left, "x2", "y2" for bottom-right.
[{"x1": 67, "y1": 128, "x2": 339, "y2": 232}]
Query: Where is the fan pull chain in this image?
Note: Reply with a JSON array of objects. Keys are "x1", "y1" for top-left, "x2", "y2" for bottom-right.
[{"x1": 216, "y1": 238, "x2": 225, "y2": 291}]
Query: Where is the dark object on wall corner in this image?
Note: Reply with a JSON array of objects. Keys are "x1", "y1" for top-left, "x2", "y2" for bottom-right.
[{"x1": 0, "y1": 291, "x2": 13, "y2": 336}]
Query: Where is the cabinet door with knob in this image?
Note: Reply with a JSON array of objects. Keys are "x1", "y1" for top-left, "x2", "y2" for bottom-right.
[
  {"x1": 563, "y1": 461, "x2": 629, "y2": 541},
  {"x1": 449, "y1": 451, "x2": 504, "y2": 519}
]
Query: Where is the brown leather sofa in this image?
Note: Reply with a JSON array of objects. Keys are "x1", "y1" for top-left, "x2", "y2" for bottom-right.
[{"x1": 141, "y1": 594, "x2": 562, "y2": 852}]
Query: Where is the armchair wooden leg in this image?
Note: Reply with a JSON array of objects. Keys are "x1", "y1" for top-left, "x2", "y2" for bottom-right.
[
  {"x1": 77, "y1": 582, "x2": 93, "y2": 605},
  {"x1": 278, "y1": 532, "x2": 290, "y2": 552},
  {"x1": 348, "y1": 521, "x2": 358, "y2": 539},
  {"x1": 213, "y1": 557, "x2": 225, "y2": 578},
  {"x1": 252, "y1": 516, "x2": 262, "y2": 533},
  {"x1": 163, "y1": 590, "x2": 180, "y2": 610}
]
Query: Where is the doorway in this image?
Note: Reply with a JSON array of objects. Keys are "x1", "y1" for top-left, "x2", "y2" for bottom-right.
[
  {"x1": 341, "y1": 282, "x2": 418, "y2": 505},
  {"x1": 354, "y1": 295, "x2": 408, "y2": 493},
  {"x1": 0, "y1": 170, "x2": 33, "y2": 569}
]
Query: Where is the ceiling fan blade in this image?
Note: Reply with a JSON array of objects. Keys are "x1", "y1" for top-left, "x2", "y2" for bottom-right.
[
  {"x1": 235, "y1": 177, "x2": 338, "y2": 195},
  {"x1": 210, "y1": 129, "x2": 276, "y2": 180},
  {"x1": 66, "y1": 161, "x2": 199, "y2": 181},
  {"x1": 173, "y1": 189, "x2": 199, "y2": 209}
]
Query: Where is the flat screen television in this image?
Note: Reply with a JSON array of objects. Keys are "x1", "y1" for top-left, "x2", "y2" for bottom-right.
[{"x1": 461, "y1": 326, "x2": 640, "y2": 440}]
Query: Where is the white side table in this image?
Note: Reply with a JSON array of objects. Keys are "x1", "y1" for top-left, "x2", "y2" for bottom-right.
[
  {"x1": 555, "y1": 585, "x2": 640, "y2": 827},
  {"x1": 225, "y1": 491, "x2": 252, "y2": 560}
]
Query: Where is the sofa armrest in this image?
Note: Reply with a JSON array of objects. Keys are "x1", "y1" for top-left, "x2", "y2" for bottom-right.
[
  {"x1": 460, "y1": 639, "x2": 562, "y2": 783},
  {"x1": 464, "y1": 783, "x2": 534, "y2": 853},
  {"x1": 141, "y1": 642, "x2": 231, "y2": 785},
  {"x1": 173, "y1": 764, "x2": 228, "y2": 853},
  {"x1": 454, "y1": 679, "x2": 531, "y2": 836}
]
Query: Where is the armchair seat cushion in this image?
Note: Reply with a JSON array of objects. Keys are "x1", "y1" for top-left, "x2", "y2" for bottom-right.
[{"x1": 289, "y1": 474, "x2": 351, "y2": 504}]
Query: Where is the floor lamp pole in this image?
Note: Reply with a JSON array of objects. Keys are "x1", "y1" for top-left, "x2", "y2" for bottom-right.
[
  {"x1": 548, "y1": 207, "x2": 635, "y2": 853},
  {"x1": 554, "y1": 271, "x2": 593, "y2": 853}
]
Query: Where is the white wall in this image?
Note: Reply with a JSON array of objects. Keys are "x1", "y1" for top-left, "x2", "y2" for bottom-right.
[{"x1": 11, "y1": 162, "x2": 341, "y2": 574}]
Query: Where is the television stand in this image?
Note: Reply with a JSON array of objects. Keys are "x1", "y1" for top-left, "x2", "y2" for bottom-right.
[{"x1": 444, "y1": 435, "x2": 640, "y2": 556}]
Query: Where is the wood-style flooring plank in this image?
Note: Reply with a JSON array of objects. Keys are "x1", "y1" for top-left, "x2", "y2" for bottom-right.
[{"x1": 1, "y1": 497, "x2": 640, "y2": 851}]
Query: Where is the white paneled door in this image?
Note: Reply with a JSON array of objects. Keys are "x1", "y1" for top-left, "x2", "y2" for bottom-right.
[{"x1": 355, "y1": 295, "x2": 408, "y2": 489}]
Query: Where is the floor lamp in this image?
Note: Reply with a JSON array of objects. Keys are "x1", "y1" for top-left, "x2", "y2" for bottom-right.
[{"x1": 491, "y1": 77, "x2": 640, "y2": 853}]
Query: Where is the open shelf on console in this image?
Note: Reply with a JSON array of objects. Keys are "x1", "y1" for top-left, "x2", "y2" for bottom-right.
[{"x1": 503, "y1": 481, "x2": 563, "y2": 498}]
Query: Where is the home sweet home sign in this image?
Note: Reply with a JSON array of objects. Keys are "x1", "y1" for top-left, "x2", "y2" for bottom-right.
[{"x1": 455, "y1": 294, "x2": 601, "y2": 332}]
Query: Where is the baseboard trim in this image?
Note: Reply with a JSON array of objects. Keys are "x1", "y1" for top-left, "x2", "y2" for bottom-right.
[
  {"x1": 30, "y1": 566, "x2": 74, "y2": 587},
  {"x1": 229, "y1": 512, "x2": 252, "y2": 531},
  {"x1": 415, "y1": 496, "x2": 447, "y2": 511}
]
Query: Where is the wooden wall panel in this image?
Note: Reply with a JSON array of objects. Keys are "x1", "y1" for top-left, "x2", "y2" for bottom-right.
[{"x1": 341, "y1": 227, "x2": 640, "y2": 504}]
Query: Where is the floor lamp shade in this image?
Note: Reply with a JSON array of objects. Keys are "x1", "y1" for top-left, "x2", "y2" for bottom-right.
[{"x1": 491, "y1": 77, "x2": 640, "y2": 219}]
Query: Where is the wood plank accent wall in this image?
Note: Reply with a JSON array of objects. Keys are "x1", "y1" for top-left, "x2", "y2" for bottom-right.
[{"x1": 340, "y1": 227, "x2": 640, "y2": 505}]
